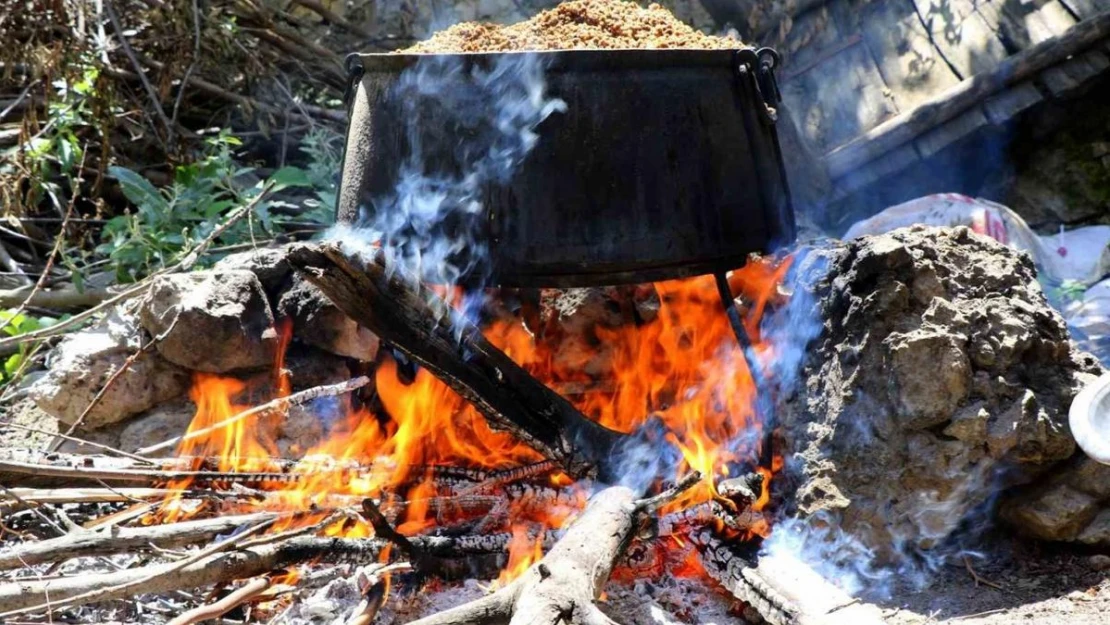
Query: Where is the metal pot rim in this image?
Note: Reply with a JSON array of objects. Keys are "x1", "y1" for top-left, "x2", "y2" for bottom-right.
[{"x1": 350, "y1": 48, "x2": 753, "y2": 72}]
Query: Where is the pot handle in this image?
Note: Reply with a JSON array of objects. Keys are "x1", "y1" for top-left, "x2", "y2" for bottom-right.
[
  {"x1": 343, "y1": 54, "x2": 365, "y2": 110},
  {"x1": 736, "y1": 47, "x2": 781, "y2": 126}
]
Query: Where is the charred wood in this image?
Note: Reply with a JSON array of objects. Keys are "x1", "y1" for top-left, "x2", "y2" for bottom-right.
[
  {"x1": 0, "y1": 532, "x2": 541, "y2": 615},
  {"x1": 0, "y1": 512, "x2": 280, "y2": 570},
  {"x1": 406, "y1": 474, "x2": 699, "y2": 625},
  {"x1": 692, "y1": 529, "x2": 888, "y2": 625},
  {"x1": 286, "y1": 243, "x2": 629, "y2": 480}
]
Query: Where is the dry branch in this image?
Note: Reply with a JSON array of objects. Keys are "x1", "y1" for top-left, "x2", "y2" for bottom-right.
[
  {"x1": 286, "y1": 243, "x2": 628, "y2": 480},
  {"x1": 0, "y1": 517, "x2": 276, "y2": 619},
  {"x1": 137, "y1": 375, "x2": 371, "y2": 456},
  {"x1": 0, "y1": 512, "x2": 278, "y2": 570},
  {"x1": 0, "y1": 532, "x2": 535, "y2": 614},
  {"x1": 166, "y1": 577, "x2": 271, "y2": 625},
  {"x1": 0, "y1": 448, "x2": 327, "y2": 486}
]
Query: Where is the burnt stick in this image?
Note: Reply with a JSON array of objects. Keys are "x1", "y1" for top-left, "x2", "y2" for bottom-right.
[
  {"x1": 691, "y1": 529, "x2": 888, "y2": 625},
  {"x1": 0, "y1": 533, "x2": 551, "y2": 615},
  {"x1": 0, "y1": 512, "x2": 280, "y2": 570},
  {"x1": 286, "y1": 243, "x2": 629, "y2": 480},
  {"x1": 406, "y1": 473, "x2": 700, "y2": 625}
]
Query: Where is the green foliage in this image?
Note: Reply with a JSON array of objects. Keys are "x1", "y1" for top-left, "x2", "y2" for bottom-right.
[
  {"x1": 294, "y1": 127, "x2": 343, "y2": 223},
  {"x1": 0, "y1": 310, "x2": 60, "y2": 386},
  {"x1": 97, "y1": 132, "x2": 320, "y2": 282},
  {"x1": 2, "y1": 61, "x2": 101, "y2": 211}
]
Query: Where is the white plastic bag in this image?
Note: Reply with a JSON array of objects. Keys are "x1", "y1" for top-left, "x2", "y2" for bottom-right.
[
  {"x1": 843, "y1": 194, "x2": 1110, "y2": 286},
  {"x1": 1064, "y1": 279, "x2": 1110, "y2": 365},
  {"x1": 1037, "y1": 226, "x2": 1110, "y2": 287}
]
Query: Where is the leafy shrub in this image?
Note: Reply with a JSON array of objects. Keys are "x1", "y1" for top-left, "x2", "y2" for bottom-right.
[{"x1": 98, "y1": 132, "x2": 321, "y2": 282}]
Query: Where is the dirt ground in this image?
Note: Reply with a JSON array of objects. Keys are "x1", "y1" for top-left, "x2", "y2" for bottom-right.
[{"x1": 879, "y1": 535, "x2": 1110, "y2": 624}]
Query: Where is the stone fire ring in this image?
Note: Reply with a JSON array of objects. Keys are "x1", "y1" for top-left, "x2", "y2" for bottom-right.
[{"x1": 1071, "y1": 372, "x2": 1110, "y2": 465}]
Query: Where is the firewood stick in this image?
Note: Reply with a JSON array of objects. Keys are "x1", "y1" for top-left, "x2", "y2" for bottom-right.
[
  {"x1": 0, "y1": 453, "x2": 318, "y2": 486},
  {"x1": 407, "y1": 474, "x2": 700, "y2": 625},
  {"x1": 345, "y1": 562, "x2": 412, "y2": 625},
  {"x1": 0, "y1": 487, "x2": 180, "y2": 507},
  {"x1": 166, "y1": 577, "x2": 271, "y2": 625},
  {"x1": 0, "y1": 533, "x2": 537, "y2": 614},
  {"x1": 137, "y1": 376, "x2": 370, "y2": 456},
  {"x1": 0, "y1": 512, "x2": 280, "y2": 570},
  {"x1": 0, "y1": 517, "x2": 277, "y2": 619},
  {"x1": 286, "y1": 243, "x2": 629, "y2": 480},
  {"x1": 691, "y1": 529, "x2": 887, "y2": 625}
]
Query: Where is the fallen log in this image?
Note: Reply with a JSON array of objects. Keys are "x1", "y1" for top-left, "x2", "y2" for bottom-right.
[
  {"x1": 406, "y1": 474, "x2": 700, "y2": 625},
  {"x1": 287, "y1": 243, "x2": 629, "y2": 480},
  {"x1": 0, "y1": 512, "x2": 279, "y2": 570}
]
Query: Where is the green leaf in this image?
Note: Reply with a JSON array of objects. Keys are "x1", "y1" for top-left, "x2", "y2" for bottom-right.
[
  {"x1": 268, "y1": 166, "x2": 313, "y2": 192},
  {"x1": 109, "y1": 166, "x2": 167, "y2": 213},
  {"x1": 4, "y1": 353, "x2": 22, "y2": 376}
]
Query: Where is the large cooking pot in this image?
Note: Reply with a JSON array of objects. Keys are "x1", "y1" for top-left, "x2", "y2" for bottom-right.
[{"x1": 336, "y1": 47, "x2": 794, "y2": 287}]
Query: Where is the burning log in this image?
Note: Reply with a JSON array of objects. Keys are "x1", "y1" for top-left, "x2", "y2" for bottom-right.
[
  {"x1": 691, "y1": 529, "x2": 887, "y2": 625},
  {"x1": 407, "y1": 474, "x2": 700, "y2": 625},
  {"x1": 286, "y1": 243, "x2": 629, "y2": 479}
]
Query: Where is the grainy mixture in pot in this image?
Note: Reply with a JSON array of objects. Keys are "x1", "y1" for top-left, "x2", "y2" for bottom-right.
[{"x1": 402, "y1": 0, "x2": 743, "y2": 53}]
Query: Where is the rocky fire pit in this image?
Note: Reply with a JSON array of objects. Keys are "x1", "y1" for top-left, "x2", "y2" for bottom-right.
[{"x1": 2, "y1": 225, "x2": 1109, "y2": 624}]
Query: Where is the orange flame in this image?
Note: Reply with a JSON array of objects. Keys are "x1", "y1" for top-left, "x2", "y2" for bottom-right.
[
  {"x1": 497, "y1": 526, "x2": 545, "y2": 586},
  {"x1": 159, "y1": 258, "x2": 789, "y2": 581}
]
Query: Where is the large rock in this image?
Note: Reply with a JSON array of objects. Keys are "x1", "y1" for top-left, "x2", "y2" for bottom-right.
[
  {"x1": 782, "y1": 226, "x2": 1102, "y2": 558},
  {"x1": 140, "y1": 270, "x2": 279, "y2": 372},
  {"x1": 213, "y1": 246, "x2": 293, "y2": 296},
  {"x1": 29, "y1": 309, "x2": 191, "y2": 428},
  {"x1": 277, "y1": 275, "x2": 380, "y2": 362}
]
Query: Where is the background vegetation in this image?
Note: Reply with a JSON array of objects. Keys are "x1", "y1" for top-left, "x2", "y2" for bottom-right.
[{"x1": 0, "y1": 0, "x2": 390, "y2": 391}]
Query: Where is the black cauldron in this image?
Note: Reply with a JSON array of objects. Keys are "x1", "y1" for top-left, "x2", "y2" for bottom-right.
[{"x1": 336, "y1": 47, "x2": 794, "y2": 288}]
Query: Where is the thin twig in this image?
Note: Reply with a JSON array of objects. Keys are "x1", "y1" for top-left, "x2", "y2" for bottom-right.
[
  {"x1": 58, "y1": 314, "x2": 181, "y2": 441},
  {"x1": 103, "y1": 0, "x2": 173, "y2": 144},
  {"x1": 167, "y1": 577, "x2": 271, "y2": 625},
  {"x1": 0, "y1": 188, "x2": 268, "y2": 353},
  {"x1": 0, "y1": 421, "x2": 151, "y2": 463},
  {"x1": 0, "y1": 518, "x2": 276, "y2": 619},
  {"x1": 635, "y1": 471, "x2": 702, "y2": 514},
  {"x1": 0, "y1": 146, "x2": 83, "y2": 333},
  {"x1": 963, "y1": 555, "x2": 1003, "y2": 590},
  {"x1": 170, "y1": 0, "x2": 202, "y2": 131},
  {"x1": 136, "y1": 375, "x2": 370, "y2": 456},
  {"x1": 0, "y1": 79, "x2": 40, "y2": 122}
]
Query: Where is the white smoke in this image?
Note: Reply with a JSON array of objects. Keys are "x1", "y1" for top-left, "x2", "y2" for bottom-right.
[{"x1": 332, "y1": 53, "x2": 565, "y2": 309}]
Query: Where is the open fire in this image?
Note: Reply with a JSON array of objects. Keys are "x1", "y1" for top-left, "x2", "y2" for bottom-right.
[{"x1": 150, "y1": 258, "x2": 789, "y2": 596}]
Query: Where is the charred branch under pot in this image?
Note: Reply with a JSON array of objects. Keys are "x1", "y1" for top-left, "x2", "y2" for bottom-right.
[{"x1": 285, "y1": 242, "x2": 629, "y2": 480}]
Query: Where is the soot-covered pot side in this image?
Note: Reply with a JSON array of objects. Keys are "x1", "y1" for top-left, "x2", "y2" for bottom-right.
[{"x1": 336, "y1": 47, "x2": 794, "y2": 288}]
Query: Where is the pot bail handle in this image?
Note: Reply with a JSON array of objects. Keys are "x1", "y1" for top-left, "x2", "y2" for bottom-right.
[
  {"x1": 343, "y1": 54, "x2": 365, "y2": 110},
  {"x1": 735, "y1": 47, "x2": 781, "y2": 125}
]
